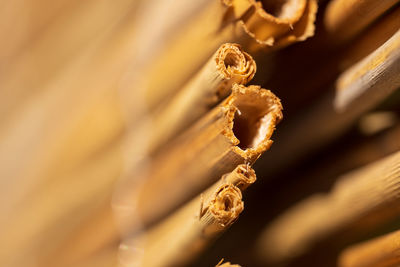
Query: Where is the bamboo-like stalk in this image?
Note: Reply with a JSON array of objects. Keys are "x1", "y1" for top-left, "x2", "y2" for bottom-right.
[
  {"x1": 334, "y1": 29, "x2": 400, "y2": 112},
  {"x1": 42, "y1": 83, "x2": 282, "y2": 266},
  {"x1": 256, "y1": 150, "x2": 400, "y2": 265},
  {"x1": 232, "y1": 0, "x2": 318, "y2": 50},
  {"x1": 9, "y1": 41, "x2": 256, "y2": 265},
  {"x1": 216, "y1": 259, "x2": 241, "y2": 267},
  {"x1": 338, "y1": 5, "x2": 400, "y2": 71},
  {"x1": 324, "y1": 0, "x2": 399, "y2": 43},
  {"x1": 142, "y1": 0, "x2": 316, "y2": 118},
  {"x1": 119, "y1": 84, "x2": 282, "y2": 231},
  {"x1": 0, "y1": 0, "x2": 211, "y2": 196},
  {"x1": 138, "y1": 43, "x2": 256, "y2": 154},
  {"x1": 10, "y1": 0, "x2": 304, "y2": 193},
  {"x1": 121, "y1": 165, "x2": 255, "y2": 267},
  {"x1": 0, "y1": 1, "x2": 303, "y2": 266},
  {"x1": 339, "y1": 229, "x2": 400, "y2": 267}
]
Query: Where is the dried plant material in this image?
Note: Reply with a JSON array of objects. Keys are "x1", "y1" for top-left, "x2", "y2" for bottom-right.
[
  {"x1": 231, "y1": 0, "x2": 317, "y2": 50},
  {"x1": 339, "y1": 229, "x2": 400, "y2": 267},
  {"x1": 28, "y1": 50, "x2": 256, "y2": 265},
  {"x1": 324, "y1": 0, "x2": 399, "y2": 43},
  {"x1": 339, "y1": 5, "x2": 400, "y2": 71},
  {"x1": 121, "y1": 84, "x2": 282, "y2": 230},
  {"x1": 143, "y1": 0, "x2": 316, "y2": 120},
  {"x1": 132, "y1": 184, "x2": 243, "y2": 267},
  {"x1": 216, "y1": 259, "x2": 241, "y2": 267},
  {"x1": 144, "y1": 43, "x2": 257, "y2": 154},
  {"x1": 123, "y1": 165, "x2": 255, "y2": 267},
  {"x1": 334, "y1": 29, "x2": 400, "y2": 112},
  {"x1": 256, "y1": 150, "x2": 400, "y2": 264},
  {"x1": 50, "y1": 84, "x2": 281, "y2": 266}
]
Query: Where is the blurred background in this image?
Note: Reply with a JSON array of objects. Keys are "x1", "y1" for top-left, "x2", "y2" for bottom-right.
[{"x1": 0, "y1": 0, "x2": 399, "y2": 266}]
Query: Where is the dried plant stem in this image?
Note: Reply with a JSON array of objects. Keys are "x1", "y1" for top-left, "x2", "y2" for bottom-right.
[
  {"x1": 216, "y1": 259, "x2": 241, "y2": 267},
  {"x1": 338, "y1": 5, "x2": 400, "y2": 71},
  {"x1": 229, "y1": 0, "x2": 317, "y2": 50},
  {"x1": 339, "y1": 229, "x2": 400, "y2": 267},
  {"x1": 21, "y1": 48, "x2": 256, "y2": 263},
  {"x1": 141, "y1": 43, "x2": 256, "y2": 154},
  {"x1": 334, "y1": 29, "x2": 400, "y2": 112},
  {"x1": 256, "y1": 150, "x2": 400, "y2": 264},
  {"x1": 49, "y1": 84, "x2": 282, "y2": 266},
  {"x1": 16, "y1": 41, "x2": 253, "y2": 263},
  {"x1": 142, "y1": 0, "x2": 316, "y2": 118},
  {"x1": 123, "y1": 165, "x2": 255, "y2": 267},
  {"x1": 324, "y1": 0, "x2": 399, "y2": 43},
  {"x1": 120, "y1": 84, "x2": 282, "y2": 230}
]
